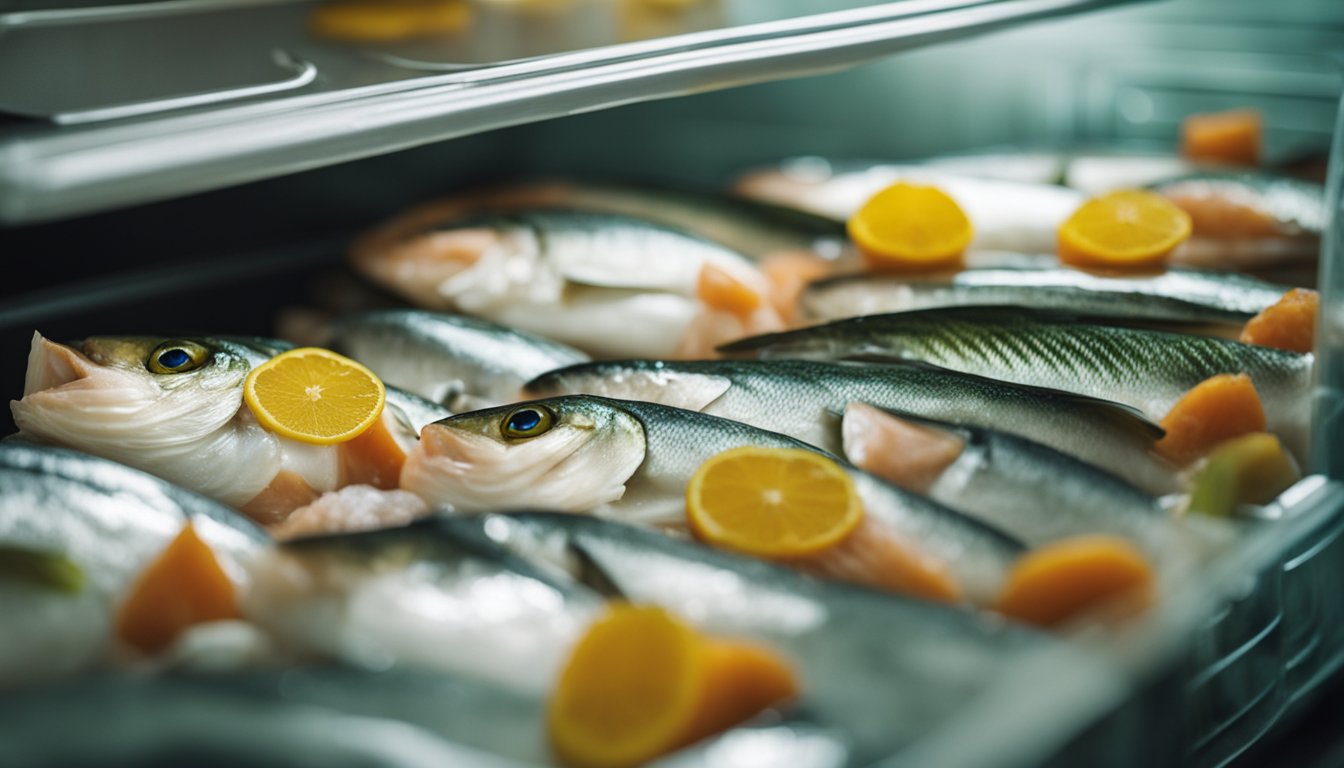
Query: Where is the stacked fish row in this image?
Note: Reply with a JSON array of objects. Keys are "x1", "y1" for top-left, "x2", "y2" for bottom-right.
[{"x1": 2, "y1": 156, "x2": 1323, "y2": 766}]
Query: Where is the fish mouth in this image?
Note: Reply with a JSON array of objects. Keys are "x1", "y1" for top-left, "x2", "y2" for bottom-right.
[{"x1": 22, "y1": 333, "x2": 95, "y2": 397}]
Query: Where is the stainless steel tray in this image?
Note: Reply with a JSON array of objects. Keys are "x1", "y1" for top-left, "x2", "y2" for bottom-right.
[{"x1": 0, "y1": 0, "x2": 1149, "y2": 224}]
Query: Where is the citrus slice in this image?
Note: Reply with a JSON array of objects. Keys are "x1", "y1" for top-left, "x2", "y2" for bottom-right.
[
  {"x1": 686, "y1": 446, "x2": 862, "y2": 559},
  {"x1": 548, "y1": 604, "x2": 797, "y2": 768},
  {"x1": 1181, "y1": 109, "x2": 1261, "y2": 166},
  {"x1": 847, "y1": 183, "x2": 973, "y2": 270},
  {"x1": 244, "y1": 347, "x2": 386, "y2": 445},
  {"x1": 311, "y1": 0, "x2": 472, "y2": 42},
  {"x1": 1057, "y1": 189, "x2": 1192, "y2": 269}
]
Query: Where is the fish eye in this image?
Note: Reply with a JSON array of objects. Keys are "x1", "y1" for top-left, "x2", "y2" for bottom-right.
[
  {"x1": 502, "y1": 405, "x2": 555, "y2": 439},
  {"x1": 146, "y1": 340, "x2": 211, "y2": 374}
]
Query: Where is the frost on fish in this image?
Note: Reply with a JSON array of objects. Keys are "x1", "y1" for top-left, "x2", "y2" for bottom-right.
[
  {"x1": 350, "y1": 206, "x2": 785, "y2": 358},
  {"x1": 245, "y1": 527, "x2": 599, "y2": 695},
  {"x1": 10, "y1": 333, "x2": 444, "y2": 524},
  {"x1": 269, "y1": 486, "x2": 430, "y2": 541}
]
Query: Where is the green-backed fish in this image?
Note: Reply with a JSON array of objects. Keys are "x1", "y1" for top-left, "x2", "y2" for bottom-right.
[
  {"x1": 800, "y1": 266, "x2": 1288, "y2": 325},
  {"x1": 719, "y1": 308, "x2": 1314, "y2": 461},
  {"x1": 401, "y1": 395, "x2": 1026, "y2": 605},
  {"x1": 350, "y1": 203, "x2": 785, "y2": 358},
  {"x1": 10, "y1": 332, "x2": 448, "y2": 524},
  {"x1": 523, "y1": 359, "x2": 1178, "y2": 495},
  {"x1": 328, "y1": 309, "x2": 589, "y2": 410}
]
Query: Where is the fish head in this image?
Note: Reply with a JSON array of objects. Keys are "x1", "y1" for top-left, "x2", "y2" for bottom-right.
[
  {"x1": 402, "y1": 395, "x2": 647, "y2": 514},
  {"x1": 523, "y1": 361, "x2": 731, "y2": 413},
  {"x1": 12, "y1": 333, "x2": 257, "y2": 452}
]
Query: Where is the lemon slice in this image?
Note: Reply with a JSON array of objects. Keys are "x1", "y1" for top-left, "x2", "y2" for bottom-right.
[
  {"x1": 244, "y1": 347, "x2": 386, "y2": 445},
  {"x1": 848, "y1": 182, "x2": 973, "y2": 270},
  {"x1": 686, "y1": 446, "x2": 862, "y2": 559},
  {"x1": 1058, "y1": 189, "x2": 1192, "y2": 269}
]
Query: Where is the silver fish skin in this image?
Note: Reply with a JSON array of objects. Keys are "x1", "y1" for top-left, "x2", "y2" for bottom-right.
[
  {"x1": 838, "y1": 405, "x2": 1162, "y2": 547},
  {"x1": 1150, "y1": 172, "x2": 1326, "y2": 274},
  {"x1": 10, "y1": 332, "x2": 449, "y2": 522},
  {"x1": 329, "y1": 309, "x2": 589, "y2": 410},
  {"x1": 720, "y1": 308, "x2": 1314, "y2": 462},
  {"x1": 466, "y1": 181, "x2": 852, "y2": 261},
  {"x1": 445, "y1": 511, "x2": 1049, "y2": 765},
  {"x1": 0, "y1": 441, "x2": 267, "y2": 688},
  {"x1": 245, "y1": 519, "x2": 604, "y2": 698},
  {"x1": 405, "y1": 395, "x2": 1026, "y2": 604},
  {"x1": 801, "y1": 266, "x2": 1288, "y2": 325},
  {"x1": 0, "y1": 668, "x2": 547, "y2": 768},
  {"x1": 522, "y1": 359, "x2": 1178, "y2": 495},
  {"x1": 351, "y1": 207, "x2": 783, "y2": 358}
]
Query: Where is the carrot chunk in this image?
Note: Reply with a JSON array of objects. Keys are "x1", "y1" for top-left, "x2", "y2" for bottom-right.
[
  {"x1": 995, "y1": 536, "x2": 1154, "y2": 628},
  {"x1": 116, "y1": 523, "x2": 241, "y2": 654},
  {"x1": 1181, "y1": 109, "x2": 1262, "y2": 166},
  {"x1": 549, "y1": 605, "x2": 797, "y2": 768},
  {"x1": 341, "y1": 415, "x2": 408, "y2": 489},
  {"x1": 697, "y1": 263, "x2": 764, "y2": 320},
  {"x1": 1240, "y1": 288, "x2": 1318, "y2": 354},
  {"x1": 1156, "y1": 373, "x2": 1266, "y2": 465}
]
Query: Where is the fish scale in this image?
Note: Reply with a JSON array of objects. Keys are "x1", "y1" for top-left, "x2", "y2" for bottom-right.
[{"x1": 720, "y1": 308, "x2": 1314, "y2": 461}]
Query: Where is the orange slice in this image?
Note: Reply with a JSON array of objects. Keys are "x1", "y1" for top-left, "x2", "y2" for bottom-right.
[
  {"x1": 548, "y1": 604, "x2": 797, "y2": 768},
  {"x1": 116, "y1": 523, "x2": 241, "y2": 654},
  {"x1": 848, "y1": 183, "x2": 973, "y2": 271},
  {"x1": 994, "y1": 536, "x2": 1154, "y2": 628},
  {"x1": 686, "y1": 446, "x2": 862, "y2": 559},
  {"x1": 1057, "y1": 189, "x2": 1192, "y2": 269},
  {"x1": 244, "y1": 347, "x2": 386, "y2": 445}
]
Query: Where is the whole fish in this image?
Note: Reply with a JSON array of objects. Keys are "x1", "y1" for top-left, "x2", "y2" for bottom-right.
[
  {"x1": 0, "y1": 668, "x2": 549, "y2": 767},
  {"x1": 0, "y1": 441, "x2": 267, "y2": 687},
  {"x1": 401, "y1": 395, "x2": 1026, "y2": 604},
  {"x1": 1150, "y1": 172, "x2": 1325, "y2": 275},
  {"x1": 433, "y1": 181, "x2": 851, "y2": 261},
  {"x1": 328, "y1": 309, "x2": 589, "y2": 410},
  {"x1": 444, "y1": 511, "x2": 1050, "y2": 765},
  {"x1": 246, "y1": 520, "x2": 603, "y2": 697},
  {"x1": 719, "y1": 308, "x2": 1314, "y2": 461},
  {"x1": 522, "y1": 359, "x2": 1178, "y2": 495},
  {"x1": 9, "y1": 332, "x2": 449, "y2": 524},
  {"x1": 838, "y1": 404, "x2": 1165, "y2": 548},
  {"x1": 350, "y1": 206, "x2": 785, "y2": 358},
  {"x1": 732, "y1": 159, "x2": 1085, "y2": 254},
  {"x1": 800, "y1": 266, "x2": 1288, "y2": 326}
]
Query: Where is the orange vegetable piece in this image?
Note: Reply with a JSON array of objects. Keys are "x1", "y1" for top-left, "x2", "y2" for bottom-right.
[
  {"x1": 995, "y1": 536, "x2": 1154, "y2": 628},
  {"x1": 848, "y1": 183, "x2": 973, "y2": 271},
  {"x1": 1057, "y1": 190, "x2": 1192, "y2": 270},
  {"x1": 311, "y1": 0, "x2": 472, "y2": 42},
  {"x1": 794, "y1": 518, "x2": 963, "y2": 604},
  {"x1": 760, "y1": 251, "x2": 833, "y2": 324},
  {"x1": 340, "y1": 415, "x2": 407, "y2": 489},
  {"x1": 116, "y1": 523, "x2": 241, "y2": 654},
  {"x1": 1156, "y1": 373, "x2": 1267, "y2": 465},
  {"x1": 1240, "y1": 288, "x2": 1318, "y2": 354},
  {"x1": 1181, "y1": 109, "x2": 1262, "y2": 166},
  {"x1": 549, "y1": 604, "x2": 797, "y2": 768},
  {"x1": 697, "y1": 263, "x2": 764, "y2": 321}
]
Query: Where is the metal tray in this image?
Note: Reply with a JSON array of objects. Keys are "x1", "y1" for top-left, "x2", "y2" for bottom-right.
[{"x1": 0, "y1": 0, "x2": 1149, "y2": 224}]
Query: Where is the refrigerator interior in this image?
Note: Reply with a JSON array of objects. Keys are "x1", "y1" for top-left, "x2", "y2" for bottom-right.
[{"x1": 3, "y1": 0, "x2": 1344, "y2": 765}]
